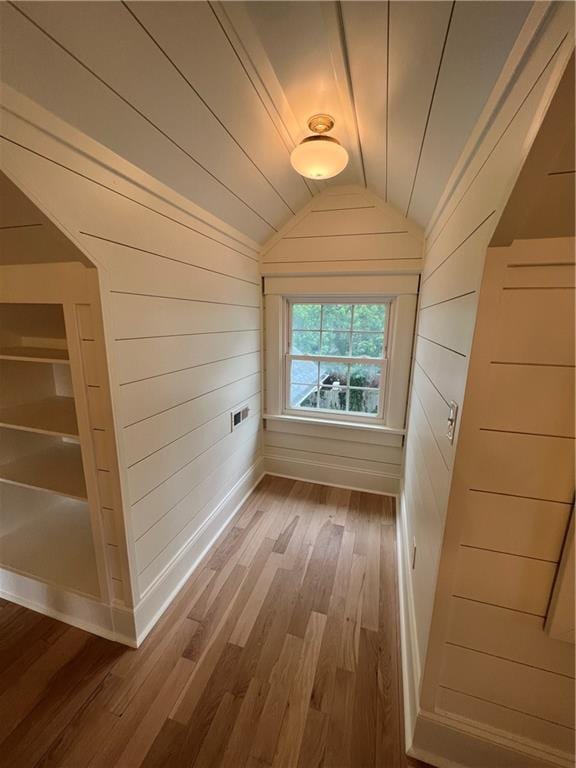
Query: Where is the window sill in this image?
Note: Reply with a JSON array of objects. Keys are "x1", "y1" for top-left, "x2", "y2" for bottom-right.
[{"x1": 263, "y1": 412, "x2": 406, "y2": 436}]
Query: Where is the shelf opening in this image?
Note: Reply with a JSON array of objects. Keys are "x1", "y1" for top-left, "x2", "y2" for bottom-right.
[
  {"x1": 0, "y1": 303, "x2": 68, "y2": 362},
  {"x1": 0, "y1": 428, "x2": 86, "y2": 500},
  {"x1": 0, "y1": 358, "x2": 78, "y2": 438},
  {"x1": 0, "y1": 483, "x2": 99, "y2": 598}
]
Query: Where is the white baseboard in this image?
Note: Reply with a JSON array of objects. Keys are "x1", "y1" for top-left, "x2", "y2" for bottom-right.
[
  {"x1": 264, "y1": 454, "x2": 400, "y2": 495},
  {"x1": 0, "y1": 567, "x2": 137, "y2": 646},
  {"x1": 132, "y1": 457, "x2": 265, "y2": 646},
  {"x1": 396, "y1": 489, "x2": 422, "y2": 753},
  {"x1": 412, "y1": 710, "x2": 574, "y2": 768}
]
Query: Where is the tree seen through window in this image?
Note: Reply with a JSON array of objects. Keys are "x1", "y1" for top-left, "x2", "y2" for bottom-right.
[{"x1": 288, "y1": 302, "x2": 388, "y2": 418}]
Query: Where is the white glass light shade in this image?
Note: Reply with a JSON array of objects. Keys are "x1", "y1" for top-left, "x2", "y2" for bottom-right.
[{"x1": 290, "y1": 135, "x2": 349, "y2": 180}]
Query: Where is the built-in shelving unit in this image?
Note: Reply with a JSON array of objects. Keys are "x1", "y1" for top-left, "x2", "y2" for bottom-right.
[
  {"x1": 0, "y1": 300, "x2": 95, "y2": 599},
  {"x1": 0, "y1": 347, "x2": 70, "y2": 363},
  {"x1": 0, "y1": 396, "x2": 78, "y2": 438},
  {"x1": 0, "y1": 439, "x2": 86, "y2": 500},
  {"x1": 0, "y1": 303, "x2": 69, "y2": 358},
  {"x1": 0, "y1": 179, "x2": 132, "y2": 642}
]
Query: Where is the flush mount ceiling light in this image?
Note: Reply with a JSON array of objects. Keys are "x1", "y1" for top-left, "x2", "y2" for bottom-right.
[{"x1": 290, "y1": 114, "x2": 349, "y2": 180}]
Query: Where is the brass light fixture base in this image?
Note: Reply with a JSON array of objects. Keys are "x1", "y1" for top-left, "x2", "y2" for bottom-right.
[
  {"x1": 290, "y1": 113, "x2": 348, "y2": 179},
  {"x1": 308, "y1": 114, "x2": 335, "y2": 134}
]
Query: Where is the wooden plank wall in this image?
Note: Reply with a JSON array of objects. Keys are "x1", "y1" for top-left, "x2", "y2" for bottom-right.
[
  {"x1": 401, "y1": 7, "x2": 573, "y2": 683},
  {"x1": 261, "y1": 187, "x2": 422, "y2": 277},
  {"x1": 436, "y1": 239, "x2": 575, "y2": 755},
  {"x1": 400, "y1": 8, "x2": 575, "y2": 764},
  {"x1": 261, "y1": 187, "x2": 422, "y2": 494},
  {"x1": 0, "y1": 99, "x2": 264, "y2": 604},
  {"x1": 264, "y1": 419, "x2": 405, "y2": 496}
]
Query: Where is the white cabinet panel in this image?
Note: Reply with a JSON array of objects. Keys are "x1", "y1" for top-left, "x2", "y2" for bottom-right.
[
  {"x1": 440, "y1": 643, "x2": 574, "y2": 728},
  {"x1": 495, "y1": 287, "x2": 575, "y2": 366},
  {"x1": 469, "y1": 430, "x2": 574, "y2": 504},
  {"x1": 461, "y1": 489, "x2": 571, "y2": 562},
  {"x1": 447, "y1": 596, "x2": 575, "y2": 677},
  {"x1": 454, "y1": 546, "x2": 556, "y2": 616}
]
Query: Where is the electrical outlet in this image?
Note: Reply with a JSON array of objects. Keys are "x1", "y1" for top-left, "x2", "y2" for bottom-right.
[{"x1": 231, "y1": 404, "x2": 250, "y2": 432}]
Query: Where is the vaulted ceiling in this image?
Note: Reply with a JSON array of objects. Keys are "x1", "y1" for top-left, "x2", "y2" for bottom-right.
[{"x1": 1, "y1": 1, "x2": 533, "y2": 243}]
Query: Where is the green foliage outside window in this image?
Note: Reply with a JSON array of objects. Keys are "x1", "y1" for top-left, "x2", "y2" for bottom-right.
[
  {"x1": 289, "y1": 302, "x2": 387, "y2": 417},
  {"x1": 291, "y1": 303, "x2": 386, "y2": 358}
]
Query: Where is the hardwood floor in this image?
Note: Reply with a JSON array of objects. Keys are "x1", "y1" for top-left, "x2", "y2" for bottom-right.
[{"x1": 0, "y1": 476, "x2": 432, "y2": 768}]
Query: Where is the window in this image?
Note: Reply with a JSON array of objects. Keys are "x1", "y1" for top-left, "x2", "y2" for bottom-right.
[
  {"x1": 285, "y1": 300, "x2": 390, "y2": 421},
  {"x1": 264, "y1": 277, "x2": 417, "y2": 432}
]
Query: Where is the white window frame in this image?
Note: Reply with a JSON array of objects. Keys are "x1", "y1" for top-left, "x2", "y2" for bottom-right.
[
  {"x1": 263, "y1": 274, "x2": 418, "y2": 434},
  {"x1": 282, "y1": 297, "x2": 393, "y2": 426}
]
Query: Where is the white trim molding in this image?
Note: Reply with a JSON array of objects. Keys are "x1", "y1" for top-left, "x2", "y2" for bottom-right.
[
  {"x1": 396, "y1": 488, "x2": 422, "y2": 752},
  {"x1": 263, "y1": 412, "x2": 405, "y2": 437},
  {"x1": 263, "y1": 456, "x2": 400, "y2": 496},
  {"x1": 411, "y1": 710, "x2": 575, "y2": 768},
  {"x1": 0, "y1": 567, "x2": 138, "y2": 647}
]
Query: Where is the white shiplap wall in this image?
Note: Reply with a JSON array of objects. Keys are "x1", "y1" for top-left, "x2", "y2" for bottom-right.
[
  {"x1": 0, "y1": 91, "x2": 264, "y2": 638},
  {"x1": 433, "y1": 239, "x2": 575, "y2": 760},
  {"x1": 262, "y1": 187, "x2": 422, "y2": 494},
  {"x1": 400, "y1": 5, "x2": 575, "y2": 766},
  {"x1": 262, "y1": 186, "x2": 423, "y2": 277}
]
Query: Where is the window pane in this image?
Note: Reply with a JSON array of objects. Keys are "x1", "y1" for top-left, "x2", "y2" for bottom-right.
[
  {"x1": 320, "y1": 330, "x2": 350, "y2": 356},
  {"x1": 350, "y1": 364, "x2": 381, "y2": 388},
  {"x1": 351, "y1": 332, "x2": 384, "y2": 358},
  {"x1": 299, "y1": 389, "x2": 318, "y2": 408},
  {"x1": 286, "y1": 302, "x2": 386, "y2": 419},
  {"x1": 353, "y1": 304, "x2": 386, "y2": 331},
  {"x1": 290, "y1": 359, "x2": 318, "y2": 385},
  {"x1": 319, "y1": 362, "x2": 348, "y2": 386},
  {"x1": 292, "y1": 303, "x2": 321, "y2": 330},
  {"x1": 349, "y1": 389, "x2": 379, "y2": 414},
  {"x1": 318, "y1": 385, "x2": 347, "y2": 411},
  {"x1": 292, "y1": 330, "x2": 320, "y2": 355},
  {"x1": 290, "y1": 384, "x2": 316, "y2": 408},
  {"x1": 322, "y1": 304, "x2": 352, "y2": 330}
]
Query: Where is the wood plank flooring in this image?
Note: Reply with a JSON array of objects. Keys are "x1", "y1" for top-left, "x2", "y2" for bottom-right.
[{"x1": 0, "y1": 476, "x2": 432, "y2": 768}]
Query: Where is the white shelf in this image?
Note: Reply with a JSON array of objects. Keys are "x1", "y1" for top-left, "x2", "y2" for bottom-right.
[
  {"x1": 0, "y1": 346, "x2": 69, "y2": 364},
  {"x1": 0, "y1": 396, "x2": 78, "y2": 438},
  {"x1": 0, "y1": 495, "x2": 99, "y2": 598},
  {"x1": 0, "y1": 444, "x2": 87, "y2": 500}
]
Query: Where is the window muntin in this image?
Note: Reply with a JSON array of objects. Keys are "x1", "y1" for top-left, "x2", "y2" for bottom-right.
[{"x1": 286, "y1": 301, "x2": 390, "y2": 420}]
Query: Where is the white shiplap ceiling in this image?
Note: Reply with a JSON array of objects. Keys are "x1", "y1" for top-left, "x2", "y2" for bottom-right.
[{"x1": 0, "y1": 1, "x2": 532, "y2": 243}]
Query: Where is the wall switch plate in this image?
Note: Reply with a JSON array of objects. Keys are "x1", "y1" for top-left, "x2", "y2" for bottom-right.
[{"x1": 446, "y1": 400, "x2": 458, "y2": 443}]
